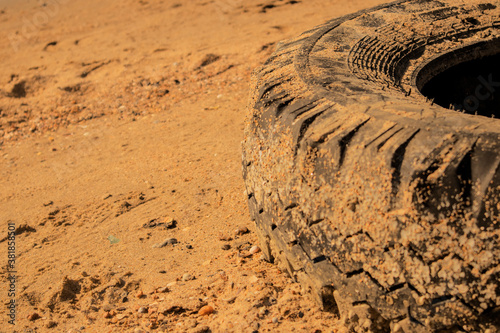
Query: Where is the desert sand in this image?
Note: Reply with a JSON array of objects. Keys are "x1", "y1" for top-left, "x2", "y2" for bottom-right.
[{"x1": 0, "y1": 0, "x2": 387, "y2": 331}]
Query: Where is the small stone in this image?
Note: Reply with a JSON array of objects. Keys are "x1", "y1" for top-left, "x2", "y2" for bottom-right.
[
  {"x1": 143, "y1": 219, "x2": 158, "y2": 228},
  {"x1": 46, "y1": 320, "x2": 57, "y2": 328},
  {"x1": 136, "y1": 290, "x2": 145, "y2": 298},
  {"x1": 43, "y1": 200, "x2": 53, "y2": 206},
  {"x1": 222, "y1": 244, "x2": 231, "y2": 250},
  {"x1": 252, "y1": 322, "x2": 260, "y2": 331},
  {"x1": 249, "y1": 246, "x2": 261, "y2": 254},
  {"x1": 186, "y1": 244, "x2": 193, "y2": 249},
  {"x1": 202, "y1": 260, "x2": 211, "y2": 266},
  {"x1": 27, "y1": 312, "x2": 40, "y2": 321},
  {"x1": 104, "y1": 311, "x2": 112, "y2": 319},
  {"x1": 235, "y1": 226, "x2": 249, "y2": 236},
  {"x1": 223, "y1": 296, "x2": 237, "y2": 303},
  {"x1": 272, "y1": 317, "x2": 279, "y2": 324},
  {"x1": 116, "y1": 313, "x2": 127, "y2": 320},
  {"x1": 194, "y1": 326, "x2": 210, "y2": 333},
  {"x1": 182, "y1": 273, "x2": 194, "y2": 281},
  {"x1": 164, "y1": 217, "x2": 177, "y2": 229},
  {"x1": 195, "y1": 326, "x2": 211, "y2": 333},
  {"x1": 218, "y1": 233, "x2": 232, "y2": 241},
  {"x1": 157, "y1": 286, "x2": 169, "y2": 293},
  {"x1": 138, "y1": 306, "x2": 148, "y2": 313},
  {"x1": 198, "y1": 305, "x2": 214, "y2": 316},
  {"x1": 152, "y1": 238, "x2": 178, "y2": 248}
]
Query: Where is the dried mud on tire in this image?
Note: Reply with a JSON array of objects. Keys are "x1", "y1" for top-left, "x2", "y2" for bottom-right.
[{"x1": 242, "y1": 0, "x2": 500, "y2": 332}]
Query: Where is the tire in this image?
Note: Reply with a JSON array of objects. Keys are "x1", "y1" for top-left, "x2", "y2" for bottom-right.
[{"x1": 242, "y1": 1, "x2": 500, "y2": 332}]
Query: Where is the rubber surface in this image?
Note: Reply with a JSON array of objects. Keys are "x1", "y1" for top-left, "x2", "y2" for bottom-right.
[{"x1": 242, "y1": 1, "x2": 500, "y2": 332}]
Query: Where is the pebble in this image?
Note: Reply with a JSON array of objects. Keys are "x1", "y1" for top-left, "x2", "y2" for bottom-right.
[
  {"x1": 46, "y1": 321, "x2": 57, "y2": 328},
  {"x1": 182, "y1": 273, "x2": 194, "y2": 281},
  {"x1": 138, "y1": 306, "x2": 148, "y2": 313},
  {"x1": 218, "y1": 233, "x2": 232, "y2": 241},
  {"x1": 136, "y1": 290, "x2": 145, "y2": 298},
  {"x1": 27, "y1": 312, "x2": 40, "y2": 321},
  {"x1": 235, "y1": 226, "x2": 249, "y2": 236},
  {"x1": 152, "y1": 238, "x2": 178, "y2": 248},
  {"x1": 164, "y1": 217, "x2": 177, "y2": 229},
  {"x1": 157, "y1": 286, "x2": 169, "y2": 293},
  {"x1": 223, "y1": 296, "x2": 237, "y2": 303},
  {"x1": 198, "y1": 305, "x2": 214, "y2": 316},
  {"x1": 272, "y1": 317, "x2": 279, "y2": 324},
  {"x1": 194, "y1": 326, "x2": 210, "y2": 333},
  {"x1": 249, "y1": 246, "x2": 261, "y2": 254},
  {"x1": 116, "y1": 314, "x2": 127, "y2": 320},
  {"x1": 222, "y1": 244, "x2": 231, "y2": 250}
]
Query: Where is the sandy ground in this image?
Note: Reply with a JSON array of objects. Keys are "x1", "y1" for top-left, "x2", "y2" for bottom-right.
[{"x1": 0, "y1": 0, "x2": 387, "y2": 331}]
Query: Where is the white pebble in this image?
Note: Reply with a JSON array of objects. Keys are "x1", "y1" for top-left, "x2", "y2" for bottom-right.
[{"x1": 249, "y1": 246, "x2": 261, "y2": 254}]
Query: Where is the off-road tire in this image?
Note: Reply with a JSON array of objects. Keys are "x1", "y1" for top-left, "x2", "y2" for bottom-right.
[{"x1": 242, "y1": 1, "x2": 500, "y2": 332}]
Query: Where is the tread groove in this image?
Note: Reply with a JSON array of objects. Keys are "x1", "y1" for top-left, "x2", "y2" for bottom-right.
[
  {"x1": 295, "y1": 111, "x2": 325, "y2": 151},
  {"x1": 346, "y1": 269, "x2": 364, "y2": 278},
  {"x1": 312, "y1": 255, "x2": 327, "y2": 263},
  {"x1": 430, "y1": 295, "x2": 454, "y2": 305},
  {"x1": 311, "y1": 125, "x2": 342, "y2": 146},
  {"x1": 390, "y1": 129, "x2": 420, "y2": 202},
  {"x1": 365, "y1": 124, "x2": 398, "y2": 148},
  {"x1": 308, "y1": 218, "x2": 324, "y2": 227},
  {"x1": 338, "y1": 119, "x2": 371, "y2": 168},
  {"x1": 388, "y1": 283, "x2": 406, "y2": 292}
]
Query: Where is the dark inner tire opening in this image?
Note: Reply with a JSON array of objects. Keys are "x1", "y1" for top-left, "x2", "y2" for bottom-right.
[{"x1": 419, "y1": 52, "x2": 500, "y2": 118}]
